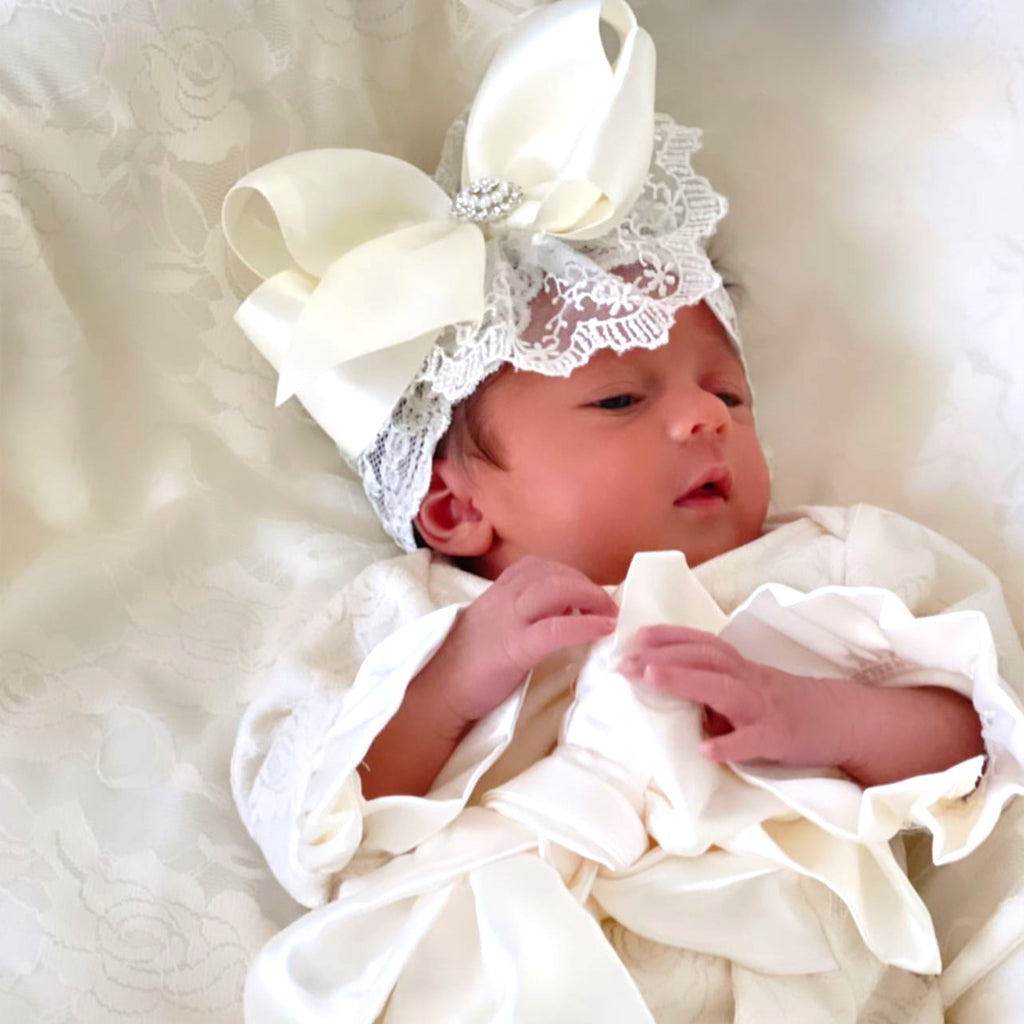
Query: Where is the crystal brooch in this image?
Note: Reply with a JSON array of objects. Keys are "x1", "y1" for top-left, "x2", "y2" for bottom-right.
[{"x1": 451, "y1": 177, "x2": 525, "y2": 224}]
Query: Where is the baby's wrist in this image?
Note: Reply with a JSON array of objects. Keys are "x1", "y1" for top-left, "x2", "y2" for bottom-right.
[
  {"x1": 826, "y1": 677, "x2": 903, "y2": 784},
  {"x1": 806, "y1": 675, "x2": 875, "y2": 777},
  {"x1": 408, "y1": 632, "x2": 482, "y2": 739}
]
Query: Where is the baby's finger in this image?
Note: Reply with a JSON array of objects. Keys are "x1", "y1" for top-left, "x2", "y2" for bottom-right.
[
  {"x1": 519, "y1": 614, "x2": 618, "y2": 663},
  {"x1": 621, "y1": 641, "x2": 741, "y2": 677},
  {"x1": 514, "y1": 573, "x2": 619, "y2": 624},
  {"x1": 639, "y1": 666, "x2": 743, "y2": 717},
  {"x1": 631, "y1": 624, "x2": 726, "y2": 650},
  {"x1": 699, "y1": 724, "x2": 775, "y2": 764}
]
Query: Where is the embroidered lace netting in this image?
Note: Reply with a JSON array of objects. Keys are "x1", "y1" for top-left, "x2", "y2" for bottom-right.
[{"x1": 358, "y1": 113, "x2": 740, "y2": 551}]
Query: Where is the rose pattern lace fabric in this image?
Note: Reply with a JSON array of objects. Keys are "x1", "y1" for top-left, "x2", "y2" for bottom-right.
[{"x1": 4, "y1": 1, "x2": 1024, "y2": 1021}]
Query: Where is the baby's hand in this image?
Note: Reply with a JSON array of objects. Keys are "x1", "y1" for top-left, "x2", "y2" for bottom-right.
[
  {"x1": 439, "y1": 556, "x2": 619, "y2": 725},
  {"x1": 361, "y1": 557, "x2": 617, "y2": 799},
  {"x1": 620, "y1": 625, "x2": 853, "y2": 768}
]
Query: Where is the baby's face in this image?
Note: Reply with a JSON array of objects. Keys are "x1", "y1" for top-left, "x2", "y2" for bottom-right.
[{"x1": 446, "y1": 302, "x2": 770, "y2": 584}]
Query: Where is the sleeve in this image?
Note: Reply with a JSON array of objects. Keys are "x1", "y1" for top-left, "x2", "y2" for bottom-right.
[
  {"x1": 685, "y1": 579, "x2": 1024, "y2": 975},
  {"x1": 841, "y1": 505, "x2": 1024, "y2": 854},
  {"x1": 230, "y1": 553, "x2": 524, "y2": 909},
  {"x1": 725, "y1": 572, "x2": 1024, "y2": 867}
]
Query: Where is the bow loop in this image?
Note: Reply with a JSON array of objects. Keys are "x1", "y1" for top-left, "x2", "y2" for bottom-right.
[
  {"x1": 224, "y1": 149, "x2": 454, "y2": 279},
  {"x1": 464, "y1": 0, "x2": 655, "y2": 239},
  {"x1": 223, "y1": 150, "x2": 487, "y2": 431}
]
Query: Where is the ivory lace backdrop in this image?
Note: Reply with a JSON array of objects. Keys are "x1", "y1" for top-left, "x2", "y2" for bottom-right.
[{"x1": 2, "y1": 2, "x2": 1024, "y2": 1021}]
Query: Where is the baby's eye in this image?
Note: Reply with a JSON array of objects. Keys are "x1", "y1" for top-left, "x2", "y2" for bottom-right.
[
  {"x1": 715, "y1": 390, "x2": 745, "y2": 409},
  {"x1": 592, "y1": 393, "x2": 641, "y2": 410}
]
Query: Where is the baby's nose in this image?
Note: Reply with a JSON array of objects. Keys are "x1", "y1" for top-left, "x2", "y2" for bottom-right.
[{"x1": 667, "y1": 388, "x2": 730, "y2": 441}]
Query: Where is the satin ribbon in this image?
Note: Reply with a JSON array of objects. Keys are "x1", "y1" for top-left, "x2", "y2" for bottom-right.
[{"x1": 221, "y1": 0, "x2": 656, "y2": 462}]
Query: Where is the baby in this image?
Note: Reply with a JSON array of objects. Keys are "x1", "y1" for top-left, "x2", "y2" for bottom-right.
[
  {"x1": 359, "y1": 299, "x2": 982, "y2": 802},
  {"x1": 224, "y1": 2, "x2": 1024, "y2": 1021}
]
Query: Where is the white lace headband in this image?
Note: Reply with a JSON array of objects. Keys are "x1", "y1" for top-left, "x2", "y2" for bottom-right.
[{"x1": 222, "y1": 0, "x2": 739, "y2": 550}]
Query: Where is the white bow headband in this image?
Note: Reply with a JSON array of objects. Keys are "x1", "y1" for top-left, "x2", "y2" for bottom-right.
[{"x1": 222, "y1": 0, "x2": 738, "y2": 549}]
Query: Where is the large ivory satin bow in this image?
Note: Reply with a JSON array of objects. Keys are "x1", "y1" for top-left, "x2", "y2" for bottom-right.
[{"x1": 222, "y1": 0, "x2": 655, "y2": 461}]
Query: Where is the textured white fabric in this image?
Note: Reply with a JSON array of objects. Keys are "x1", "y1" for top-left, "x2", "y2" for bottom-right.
[
  {"x1": 232, "y1": 505, "x2": 1024, "y2": 1021},
  {"x1": 5, "y1": 2, "x2": 1024, "y2": 1022}
]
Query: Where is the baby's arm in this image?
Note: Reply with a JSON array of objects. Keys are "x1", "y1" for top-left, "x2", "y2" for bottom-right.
[
  {"x1": 620, "y1": 625, "x2": 984, "y2": 787},
  {"x1": 359, "y1": 557, "x2": 618, "y2": 798}
]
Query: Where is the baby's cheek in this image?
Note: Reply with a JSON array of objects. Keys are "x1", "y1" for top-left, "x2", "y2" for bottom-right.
[{"x1": 742, "y1": 448, "x2": 772, "y2": 522}]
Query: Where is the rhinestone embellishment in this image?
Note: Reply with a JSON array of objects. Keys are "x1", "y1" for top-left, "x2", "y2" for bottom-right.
[{"x1": 451, "y1": 177, "x2": 525, "y2": 223}]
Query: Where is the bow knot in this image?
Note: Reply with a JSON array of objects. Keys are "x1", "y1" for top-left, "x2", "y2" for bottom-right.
[{"x1": 451, "y1": 177, "x2": 526, "y2": 224}]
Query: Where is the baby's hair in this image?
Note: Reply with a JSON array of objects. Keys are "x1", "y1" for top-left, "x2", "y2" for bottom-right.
[{"x1": 434, "y1": 367, "x2": 509, "y2": 469}]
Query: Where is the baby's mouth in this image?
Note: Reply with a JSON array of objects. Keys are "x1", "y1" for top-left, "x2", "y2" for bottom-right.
[{"x1": 674, "y1": 467, "x2": 733, "y2": 508}]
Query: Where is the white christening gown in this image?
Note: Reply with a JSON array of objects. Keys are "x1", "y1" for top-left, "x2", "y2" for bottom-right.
[{"x1": 232, "y1": 505, "x2": 1024, "y2": 1023}]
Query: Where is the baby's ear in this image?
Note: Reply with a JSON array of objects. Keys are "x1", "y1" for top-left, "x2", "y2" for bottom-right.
[{"x1": 415, "y1": 459, "x2": 494, "y2": 557}]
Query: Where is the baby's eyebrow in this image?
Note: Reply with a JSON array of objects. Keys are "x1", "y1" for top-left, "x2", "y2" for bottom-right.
[
  {"x1": 711, "y1": 338, "x2": 750, "y2": 377},
  {"x1": 704, "y1": 337, "x2": 753, "y2": 395},
  {"x1": 709, "y1": 330, "x2": 744, "y2": 364}
]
